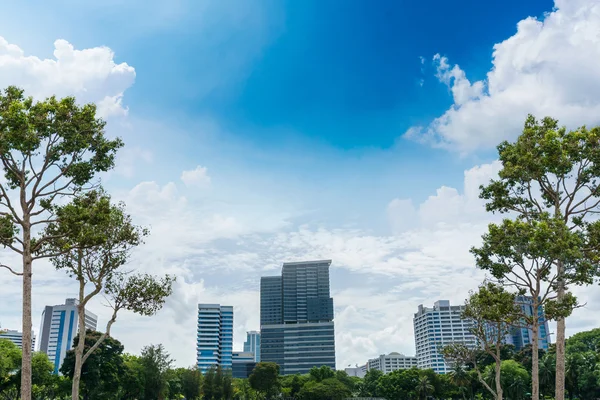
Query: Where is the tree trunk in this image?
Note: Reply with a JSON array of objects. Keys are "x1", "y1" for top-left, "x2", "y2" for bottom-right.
[
  {"x1": 555, "y1": 261, "x2": 566, "y2": 400},
  {"x1": 495, "y1": 355, "x2": 503, "y2": 400},
  {"x1": 531, "y1": 320, "x2": 540, "y2": 400},
  {"x1": 72, "y1": 279, "x2": 87, "y2": 400},
  {"x1": 20, "y1": 220, "x2": 32, "y2": 400}
]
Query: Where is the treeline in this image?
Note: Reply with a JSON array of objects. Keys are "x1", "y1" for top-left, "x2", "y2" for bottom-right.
[{"x1": 1, "y1": 327, "x2": 599, "y2": 400}]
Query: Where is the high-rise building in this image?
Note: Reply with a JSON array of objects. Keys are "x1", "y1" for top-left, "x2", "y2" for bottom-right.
[
  {"x1": 413, "y1": 300, "x2": 476, "y2": 374},
  {"x1": 196, "y1": 304, "x2": 233, "y2": 373},
  {"x1": 0, "y1": 329, "x2": 36, "y2": 351},
  {"x1": 243, "y1": 331, "x2": 261, "y2": 362},
  {"x1": 260, "y1": 260, "x2": 336, "y2": 375},
  {"x1": 367, "y1": 352, "x2": 418, "y2": 374},
  {"x1": 38, "y1": 298, "x2": 98, "y2": 374},
  {"x1": 506, "y1": 296, "x2": 551, "y2": 351},
  {"x1": 232, "y1": 351, "x2": 256, "y2": 379}
]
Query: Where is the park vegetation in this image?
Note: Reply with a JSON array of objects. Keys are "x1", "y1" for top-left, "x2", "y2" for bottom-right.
[{"x1": 1, "y1": 327, "x2": 600, "y2": 399}]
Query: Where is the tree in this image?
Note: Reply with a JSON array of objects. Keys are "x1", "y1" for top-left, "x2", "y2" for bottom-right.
[
  {"x1": 248, "y1": 362, "x2": 280, "y2": 399},
  {"x1": 180, "y1": 366, "x2": 203, "y2": 400},
  {"x1": 416, "y1": 375, "x2": 434, "y2": 400},
  {"x1": 214, "y1": 365, "x2": 225, "y2": 400},
  {"x1": 203, "y1": 366, "x2": 217, "y2": 400},
  {"x1": 309, "y1": 366, "x2": 335, "y2": 382},
  {"x1": 484, "y1": 360, "x2": 529, "y2": 400},
  {"x1": 377, "y1": 367, "x2": 421, "y2": 400},
  {"x1": 443, "y1": 343, "x2": 498, "y2": 398},
  {"x1": 60, "y1": 330, "x2": 125, "y2": 400},
  {"x1": 297, "y1": 378, "x2": 351, "y2": 400},
  {"x1": 476, "y1": 115, "x2": 600, "y2": 400},
  {"x1": 40, "y1": 189, "x2": 171, "y2": 400},
  {"x1": 357, "y1": 369, "x2": 382, "y2": 398},
  {"x1": 462, "y1": 282, "x2": 521, "y2": 400},
  {"x1": 119, "y1": 354, "x2": 145, "y2": 400},
  {"x1": 223, "y1": 370, "x2": 233, "y2": 400},
  {"x1": 140, "y1": 344, "x2": 173, "y2": 400},
  {"x1": 0, "y1": 86, "x2": 123, "y2": 400}
]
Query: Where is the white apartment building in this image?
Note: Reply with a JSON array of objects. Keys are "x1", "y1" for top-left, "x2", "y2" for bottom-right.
[
  {"x1": 0, "y1": 329, "x2": 36, "y2": 351},
  {"x1": 345, "y1": 364, "x2": 368, "y2": 378},
  {"x1": 367, "y1": 352, "x2": 417, "y2": 374},
  {"x1": 39, "y1": 298, "x2": 98, "y2": 374},
  {"x1": 413, "y1": 300, "x2": 476, "y2": 374}
]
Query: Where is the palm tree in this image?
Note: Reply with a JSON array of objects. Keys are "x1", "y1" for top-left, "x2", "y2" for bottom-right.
[
  {"x1": 417, "y1": 376, "x2": 434, "y2": 400},
  {"x1": 449, "y1": 365, "x2": 471, "y2": 400},
  {"x1": 539, "y1": 355, "x2": 555, "y2": 398}
]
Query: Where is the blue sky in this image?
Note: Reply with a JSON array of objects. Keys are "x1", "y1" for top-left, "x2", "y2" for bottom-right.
[{"x1": 2, "y1": 0, "x2": 600, "y2": 368}]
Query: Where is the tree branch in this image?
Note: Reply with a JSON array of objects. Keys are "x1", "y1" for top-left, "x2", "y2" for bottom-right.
[{"x1": 0, "y1": 263, "x2": 23, "y2": 276}]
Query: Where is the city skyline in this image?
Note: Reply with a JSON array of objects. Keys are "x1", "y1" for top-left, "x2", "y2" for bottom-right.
[{"x1": 1, "y1": 0, "x2": 599, "y2": 371}]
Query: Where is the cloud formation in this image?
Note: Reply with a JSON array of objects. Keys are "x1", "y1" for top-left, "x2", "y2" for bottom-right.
[
  {"x1": 181, "y1": 166, "x2": 211, "y2": 187},
  {"x1": 406, "y1": 0, "x2": 600, "y2": 153},
  {"x1": 0, "y1": 37, "x2": 135, "y2": 118}
]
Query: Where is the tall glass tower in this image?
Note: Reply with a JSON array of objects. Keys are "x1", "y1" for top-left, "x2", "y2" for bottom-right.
[
  {"x1": 197, "y1": 304, "x2": 233, "y2": 373},
  {"x1": 260, "y1": 260, "x2": 336, "y2": 375},
  {"x1": 243, "y1": 331, "x2": 261, "y2": 362},
  {"x1": 38, "y1": 298, "x2": 98, "y2": 374}
]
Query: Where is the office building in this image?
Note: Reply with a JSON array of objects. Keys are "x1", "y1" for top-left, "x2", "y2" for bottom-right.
[
  {"x1": 196, "y1": 304, "x2": 233, "y2": 373},
  {"x1": 345, "y1": 364, "x2": 367, "y2": 378},
  {"x1": 243, "y1": 331, "x2": 261, "y2": 362},
  {"x1": 413, "y1": 300, "x2": 476, "y2": 374},
  {"x1": 260, "y1": 260, "x2": 336, "y2": 375},
  {"x1": 39, "y1": 298, "x2": 98, "y2": 374},
  {"x1": 367, "y1": 352, "x2": 417, "y2": 374},
  {"x1": 506, "y1": 296, "x2": 551, "y2": 351},
  {"x1": 232, "y1": 351, "x2": 256, "y2": 378},
  {"x1": 0, "y1": 329, "x2": 36, "y2": 351}
]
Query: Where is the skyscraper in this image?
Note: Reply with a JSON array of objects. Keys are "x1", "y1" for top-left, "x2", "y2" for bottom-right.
[
  {"x1": 38, "y1": 298, "x2": 98, "y2": 374},
  {"x1": 260, "y1": 260, "x2": 336, "y2": 375},
  {"x1": 413, "y1": 300, "x2": 476, "y2": 374},
  {"x1": 505, "y1": 295, "x2": 552, "y2": 351},
  {"x1": 0, "y1": 329, "x2": 36, "y2": 351},
  {"x1": 196, "y1": 304, "x2": 233, "y2": 373},
  {"x1": 243, "y1": 331, "x2": 261, "y2": 362}
]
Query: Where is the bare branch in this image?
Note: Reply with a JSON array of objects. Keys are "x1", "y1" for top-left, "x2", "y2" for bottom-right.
[{"x1": 0, "y1": 263, "x2": 23, "y2": 276}]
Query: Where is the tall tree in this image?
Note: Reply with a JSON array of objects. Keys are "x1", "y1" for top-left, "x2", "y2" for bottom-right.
[
  {"x1": 40, "y1": 189, "x2": 173, "y2": 400},
  {"x1": 248, "y1": 362, "x2": 280, "y2": 400},
  {"x1": 203, "y1": 366, "x2": 217, "y2": 400},
  {"x1": 60, "y1": 330, "x2": 125, "y2": 400},
  {"x1": 140, "y1": 344, "x2": 173, "y2": 400},
  {"x1": 476, "y1": 115, "x2": 600, "y2": 400},
  {"x1": 461, "y1": 282, "x2": 521, "y2": 400},
  {"x1": 0, "y1": 86, "x2": 123, "y2": 400},
  {"x1": 180, "y1": 366, "x2": 203, "y2": 400}
]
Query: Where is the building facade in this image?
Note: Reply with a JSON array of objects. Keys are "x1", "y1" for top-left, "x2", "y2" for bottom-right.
[
  {"x1": 243, "y1": 331, "x2": 261, "y2": 362},
  {"x1": 260, "y1": 260, "x2": 336, "y2": 375},
  {"x1": 0, "y1": 329, "x2": 36, "y2": 351},
  {"x1": 232, "y1": 351, "x2": 256, "y2": 378},
  {"x1": 506, "y1": 296, "x2": 552, "y2": 351},
  {"x1": 367, "y1": 352, "x2": 417, "y2": 374},
  {"x1": 345, "y1": 364, "x2": 367, "y2": 378},
  {"x1": 196, "y1": 304, "x2": 234, "y2": 373},
  {"x1": 413, "y1": 300, "x2": 476, "y2": 374},
  {"x1": 38, "y1": 298, "x2": 98, "y2": 374}
]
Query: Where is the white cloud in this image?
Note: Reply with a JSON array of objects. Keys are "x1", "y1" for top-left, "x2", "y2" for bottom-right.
[
  {"x1": 406, "y1": 0, "x2": 600, "y2": 153},
  {"x1": 181, "y1": 166, "x2": 211, "y2": 187},
  {"x1": 0, "y1": 37, "x2": 135, "y2": 119}
]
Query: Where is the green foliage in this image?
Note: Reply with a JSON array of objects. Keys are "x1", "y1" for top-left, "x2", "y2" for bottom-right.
[
  {"x1": 105, "y1": 272, "x2": 175, "y2": 317},
  {"x1": 297, "y1": 377, "x2": 351, "y2": 400},
  {"x1": 60, "y1": 330, "x2": 125, "y2": 399},
  {"x1": 140, "y1": 343, "x2": 173, "y2": 400},
  {"x1": 308, "y1": 365, "x2": 335, "y2": 382},
  {"x1": 484, "y1": 360, "x2": 530, "y2": 400},
  {"x1": 357, "y1": 368, "x2": 383, "y2": 397},
  {"x1": 180, "y1": 366, "x2": 203, "y2": 400},
  {"x1": 248, "y1": 362, "x2": 280, "y2": 399}
]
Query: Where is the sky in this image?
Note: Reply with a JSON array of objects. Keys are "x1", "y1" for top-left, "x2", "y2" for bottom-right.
[{"x1": 1, "y1": 0, "x2": 600, "y2": 369}]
